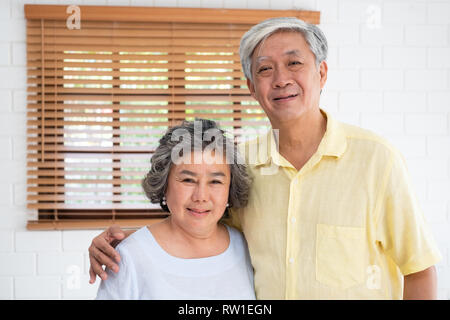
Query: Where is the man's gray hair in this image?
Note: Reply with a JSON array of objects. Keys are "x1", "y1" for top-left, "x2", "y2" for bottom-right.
[
  {"x1": 239, "y1": 17, "x2": 328, "y2": 81},
  {"x1": 142, "y1": 118, "x2": 252, "y2": 214}
]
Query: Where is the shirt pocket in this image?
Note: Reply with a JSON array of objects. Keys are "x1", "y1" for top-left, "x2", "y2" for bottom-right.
[{"x1": 316, "y1": 224, "x2": 366, "y2": 289}]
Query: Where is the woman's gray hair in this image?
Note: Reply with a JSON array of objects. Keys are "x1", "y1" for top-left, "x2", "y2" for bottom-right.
[
  {"x1": 142, "y1": 118, "x2": 252, "y2": 214},
  {"x1": 239, "y1": 17, "x2": 328, "y2": 81}
]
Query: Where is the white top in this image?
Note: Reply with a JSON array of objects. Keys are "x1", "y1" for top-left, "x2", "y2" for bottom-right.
[{"x1": 96, "y1": 225, "x2": 256, "y2": 300}]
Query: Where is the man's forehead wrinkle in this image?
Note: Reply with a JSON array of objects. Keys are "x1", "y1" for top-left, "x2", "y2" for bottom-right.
[{"x1": 255, "y1": 49, "x2": 303, "y2": 62}]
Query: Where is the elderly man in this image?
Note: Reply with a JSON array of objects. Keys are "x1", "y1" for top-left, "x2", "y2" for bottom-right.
[{"x1": 88, "y1": 17, "x2": 441, "y2": 299}]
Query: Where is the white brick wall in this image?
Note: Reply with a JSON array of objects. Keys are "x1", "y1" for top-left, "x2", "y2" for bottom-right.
[{"x1": 0, "y1": 0, "x2": 449, "y2": 300}]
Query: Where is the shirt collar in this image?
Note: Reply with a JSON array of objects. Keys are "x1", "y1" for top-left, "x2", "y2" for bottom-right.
[{"x1": 254, "y1": 109, "x2": 347, "y2": 167}]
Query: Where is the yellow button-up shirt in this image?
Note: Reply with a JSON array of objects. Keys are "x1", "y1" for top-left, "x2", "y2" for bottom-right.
[{"x1": 229, "y1": 110, "x2": 442, "y2": 299}]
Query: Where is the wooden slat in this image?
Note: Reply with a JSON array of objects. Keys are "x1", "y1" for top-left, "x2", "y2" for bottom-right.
[
  {"x1": 27, "y1": 218, "x2": 166, "y2": 230},
  {"x1": 24, "y1": 5, "x2": 320, "y2": 24}
]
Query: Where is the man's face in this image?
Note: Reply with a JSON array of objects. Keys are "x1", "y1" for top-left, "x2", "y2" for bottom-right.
[{"x1": 247, "y1": 31, "x2": 327, "y2": 126}]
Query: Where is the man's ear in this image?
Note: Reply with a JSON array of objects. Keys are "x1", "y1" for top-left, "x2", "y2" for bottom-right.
[
  {"x1": 319, "y1": 60, "x2": 328, "y2": 90},
  {"x1": 247, "y1": 78, "x2": 257, "y2": 99}
]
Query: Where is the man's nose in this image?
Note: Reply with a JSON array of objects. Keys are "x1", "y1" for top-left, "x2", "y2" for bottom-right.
[{"x1": 273, "y1": 68, "x2": 293, "y2": 88}]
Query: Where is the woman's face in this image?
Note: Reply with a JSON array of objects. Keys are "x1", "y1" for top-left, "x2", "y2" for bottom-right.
[{"x1": 164, "y1": 151, "x2": 231, "y2": 236}]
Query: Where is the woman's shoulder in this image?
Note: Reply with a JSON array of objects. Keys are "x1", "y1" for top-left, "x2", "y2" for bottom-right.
[{"x1": 115, "y1": 226, "x2": 150, "y2": 255}]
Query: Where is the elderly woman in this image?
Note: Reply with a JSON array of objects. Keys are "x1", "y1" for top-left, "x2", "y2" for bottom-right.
[{"x1": 95, "y1": 119, "x2": 255, "y2": 300}]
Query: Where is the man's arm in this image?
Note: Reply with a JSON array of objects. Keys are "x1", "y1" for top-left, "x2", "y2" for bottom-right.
[
  {"x1": 403, "y1": 266, "x2": 438, "y2": 300},
  {"x1": 88, "y1": 225, "x2": 136, "y2": 284}
]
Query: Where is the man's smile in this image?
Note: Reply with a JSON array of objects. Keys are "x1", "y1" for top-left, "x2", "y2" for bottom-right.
[{"x1": 273, "y1": 93, "x2": 299, "y2": 101}]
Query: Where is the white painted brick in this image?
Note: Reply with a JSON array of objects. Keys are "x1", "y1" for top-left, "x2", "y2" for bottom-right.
[
  {"x1": 361, "y1": 24, "x2": 403, "y2": 46},
  {"x1": 0, "y1": 113, "x2": 26, "y2": 135},
  {"x1": 329, "y1": 111, "x2": 360, "y2": 127},
  {"x1": 383, "y1": 47, "x2": 427, "y2": 69},
  {"x1": 325, "y1": 68, "x2": 359, "y2": 91},
  {"x1": 0, "y1": 253, "x2": 35, "y2": 275},
  {"x1": 319, "y1": 91, "x2": 338, "y2": 113},
  {"x1": 12, "y1": 42, "x2": 26, "y2": 66},
  {"x1": 224, "y1": 0, "x2": 248, "y2": 9},
  {"x1": 62, "y1": 229, "x2": 106, "y2": 252},
  {"x1": 428, "y1": 92, "x2": 450, "y2": 113},
  {"x1": 405, "y1": 114, "x2": 447, "y2": 135},
  {"x1": 389, "y1": 136, "x2": 426, "y2": 158},
  {"x1": 247, "y1": 0, "x2": 270, "y2": 9},
  {"x1": 326, "y1": 46, "x2": 338, "y2": 68},
  {"x1": 427, "y1": 3, "x2": 450, "y2": 25},
  {"x1": 339, "y1": 0, "x2": 382, "y2": 24},
  {"x1": 12, "y1": 90, "x2": 27, "y2": 113},
  {"x1": 15, "y1": 276, "x2": 61, "y2": 299},
  {"x1": 269, "y1": 0, "x2": 293, "y2": 10},
  {"x1": 383, "y1": 92, "x2": 426, "y2": 113},
  {"x1": 339, "y1": 92, "x2": 382, "y2": 113},
  {"x1": 404, "y1": 70, "x2": 447, "y2": 91},
  {"x1": 38, "y1": 253, "x2": 84, "y2": 275},
  {"x1": 316, "y1": 0, "x2": 338, "y2": 23},
  {"x1": 1, "y1": 160, "x2": 26, "y2": 184},
  {"x1": 320, "y1": 24, "x2": 359, "y2": 46},
  {"x1": 0, "y1": 90, "x2": 12, "y2": 112},
  {"x1": 200, "y1": 0, "x2": 223, "y2": 8},
  {"x1": 429, "y1": 223, "x2": 450, "y2": 252},
  {"x1": 383, "y1": 2, "x2": 426, "y2": 24},
  {"x1": 292, "y1": 0, "x2": 316, "y2": 11},
  {"x1": 12, "y1": 0, "x2": 36, "y2": 19},
  {"x1": 0, "y1": 137, "x2": 12, "y2": 160},
  {"x1": 405, "y1": 25, "x2": 447, "y2": 46},
  {"x1": 0, "y1": 1, "x2": 10, "y2": 19},
  {"x1": 0, "y1": 230, "x2": 14, "y2": 252},
  {"x1": 408, "y1": 157, "x2": 449, "y2": 181},
  {"x1": 0, "y1": 43, "x2": 10, "y2": 65},
  {"x1": 178, "y1": 0, "x2": 202, "y2": 8},
  {"x1": 12, "y1": 135, "x2": 26, "y2": 160},
  {"x1": 361, "y1": 69, "x2": 403, "y2": 91},
  {"x1": 428, "y1": 48, "x2": 450, "y2": 69},
  {"x1": 62, "y1": 274, "x2": 100, "y2": 299},
  {"x1": 0, "y1": 184, "x2": 13, "y2": 205},
  {"x1": 0, "y1": 67, "x2": 27, "y2": 89},
  {"x1": 0, "y1": 277, "x2": 13, "y2": 299},
  {"x1": 339, "y1": 47, "x2": 381, "y2": 68},
  {"x1": 130, "y1": 0, "x2": 155, "y2": 6},
  {"x1": 422, "y1": 200, "x2": 448, "y2": 224},
  {"x1": 361, "y1": 113, "x2": 403, "y2": 136},
  {"x1": 154, "y1": 0, "x2": 177, "y2": 7},
  {"x1": 428, "y1": 180, "x2": 450, "y2": 202},
  {"x1": 0, "y1": 20, "x2": 26, "y2": 42},
  {"x1": 106, "y1": 0, "x2": 131, "y2": 5},
  {"x1": 13, "y1": 183, "x2": 26, "y2": 206},
  {"x1": 16, "y1": 231, "x2": 62, "y2": 252}
]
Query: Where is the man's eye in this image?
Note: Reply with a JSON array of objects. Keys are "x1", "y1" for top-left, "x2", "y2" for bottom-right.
[
  {"x1": 182, "y1": 178, "x2": 195, "y2": 183},
  {"x1": 211, "y1": 180, "x2": 223, "y2": 184},
  {"x1": 289, "y1": 61, "x2": 302, "y2": 66},
  {"x1": 257, "y1": 66, "x2": 271, "y2": 73}
]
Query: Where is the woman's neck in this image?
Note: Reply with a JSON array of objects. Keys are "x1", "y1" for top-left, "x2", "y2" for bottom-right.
[{"x1": 149, "y1": 218, "x2": 229, "y2": 259}]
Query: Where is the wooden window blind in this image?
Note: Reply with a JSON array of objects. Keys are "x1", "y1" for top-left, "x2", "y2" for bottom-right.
[{"x1": 25, "y1": 5, "x2": 320, "y2": 230}]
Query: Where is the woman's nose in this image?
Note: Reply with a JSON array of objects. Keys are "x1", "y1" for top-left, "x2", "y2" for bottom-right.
[{"x1": 192, "y1": 183, "x2": 209, "y2": 202}]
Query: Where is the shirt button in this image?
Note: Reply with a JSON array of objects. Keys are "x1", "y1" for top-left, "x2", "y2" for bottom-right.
[
  {"x1": 291, "y1": 217, "x2": 296, "y2": 223},
  {"x1": 289, "y1": 258, "x2": 294, "y2": 264}
]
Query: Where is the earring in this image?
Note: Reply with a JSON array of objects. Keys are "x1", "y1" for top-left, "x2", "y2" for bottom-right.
[
  {"x1": 226, "y1": 203, "x2": 229, "y2": 207},
  {"x1": 162, "y1": 196, "x2": 166, "y2": 206}
]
